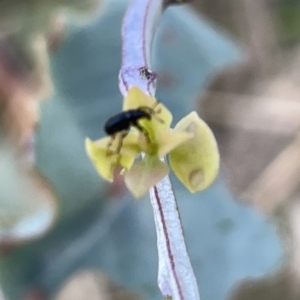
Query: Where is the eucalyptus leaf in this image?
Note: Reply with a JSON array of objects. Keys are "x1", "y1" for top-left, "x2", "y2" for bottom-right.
[{"x1": 0, "y1": 1, "x2": 282, "y2": 300}]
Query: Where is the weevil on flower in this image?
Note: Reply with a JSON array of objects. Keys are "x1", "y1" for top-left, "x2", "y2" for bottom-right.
[
  {"x1": 85, "y1": 86, "x2": 220, "y2": 198},
  {"x1": 104, "y1": 101, "x2": 164, "y2": 154}
]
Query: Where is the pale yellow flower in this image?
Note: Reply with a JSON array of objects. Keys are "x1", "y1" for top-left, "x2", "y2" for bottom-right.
[
  {"x1": 85, "y1": 86, "x2": 219, "y2": 197},
  {"x1": 169, "y1": 112, "x2": 220, "y2": 192}
]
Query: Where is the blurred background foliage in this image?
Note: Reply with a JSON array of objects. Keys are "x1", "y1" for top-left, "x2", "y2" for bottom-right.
[{"x1": 1, "y1": 0, "x2": 300, "y2": 299}]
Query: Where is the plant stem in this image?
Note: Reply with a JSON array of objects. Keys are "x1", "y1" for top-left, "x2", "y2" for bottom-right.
[{"x1": 119, "y1": 1, "x2": 200, "y2": 299}]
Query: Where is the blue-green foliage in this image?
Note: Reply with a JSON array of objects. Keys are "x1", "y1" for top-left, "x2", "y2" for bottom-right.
[{"x1": 0, "y1": 1, "x2": 282, "y2": 299}]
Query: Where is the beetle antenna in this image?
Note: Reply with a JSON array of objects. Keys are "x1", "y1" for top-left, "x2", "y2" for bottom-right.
[
  {"x1": 139, "y1": 101, "x2": 164, "y2": 123},
  {"x1": 152, "y1": 100, "x2": 164, "y2": 123},
  {"x1": 151, "y1": 100, "x2": 160, "y2": 109},
  {"x1": 152, "y1": 114, "x2": 165, "y2": 124}
]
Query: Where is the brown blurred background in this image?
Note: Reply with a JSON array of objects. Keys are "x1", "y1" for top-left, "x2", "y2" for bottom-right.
[
  {"x1": 194, "y1": 0, "x2": 300, "y2": 299},
  {"x1": 1, "y1": 0, "x2": 300, "y2": 299}
]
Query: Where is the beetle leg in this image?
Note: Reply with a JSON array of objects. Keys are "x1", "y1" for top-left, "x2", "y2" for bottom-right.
[
  {"x1": 116, "y1": 131, "x2": 129, "y2": 154},
  {"x1": 106, "y1": 134, "x2": 116, "y2": 153},
  {"x1": 134, "y1": 122, "x2": 151, "y2": 143}
]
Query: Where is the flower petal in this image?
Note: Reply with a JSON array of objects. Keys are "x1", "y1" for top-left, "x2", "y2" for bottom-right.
[
  {"x1": 85, "y1": 137, "x2": 138, "y2": 182},
  {"x1": 85, "y1": 138, "x2": 115, "y2": 181},
  {"x1": 169, "y1": 111, "x2": 220, "y2": 192},
  {"x1": 124, "y1": 155, "x2": 169, "y2": 198},
  {"x1": 90, "y1": 133, "x2": 141, "y2": 156},
  {"x1": 156, "y1": 129, "x2": 193, "y2": 157},
  {"x1": 123, "y1": 86, "x2": 172, "y2": 129}
]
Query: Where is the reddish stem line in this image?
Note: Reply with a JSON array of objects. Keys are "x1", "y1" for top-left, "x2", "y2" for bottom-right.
[{"x1": 154, "y1": 186, "x2": 184, "y2": 300}]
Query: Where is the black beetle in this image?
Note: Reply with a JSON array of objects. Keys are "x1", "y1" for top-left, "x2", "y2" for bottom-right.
[{"x1": 104, "y1": 104, "x2": 162, "y2": 153}]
